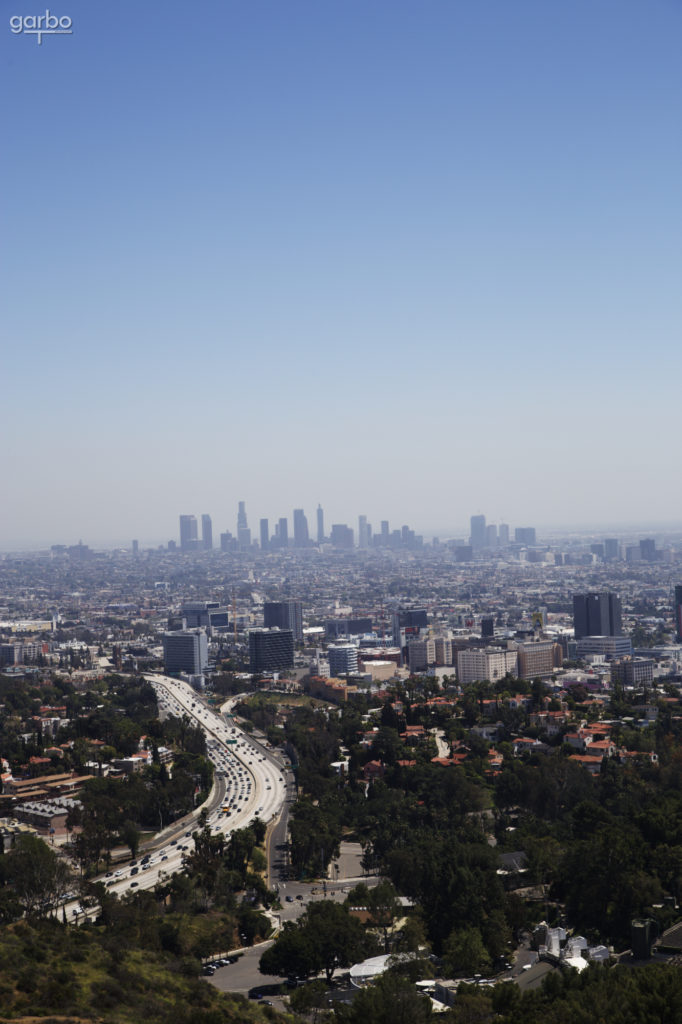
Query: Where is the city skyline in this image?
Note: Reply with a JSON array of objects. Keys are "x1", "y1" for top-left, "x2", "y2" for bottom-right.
[
  {"x1": 6, "y1": 502, "x2": 682, "y2": 554},
  {"x1": 3, "y1": 0, "x2": 682, "y2": 547}
]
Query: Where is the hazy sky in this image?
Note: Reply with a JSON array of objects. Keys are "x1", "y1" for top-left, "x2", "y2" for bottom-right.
[{"x1": 3, "y1": 0, "x2": 681, "y2": 548}]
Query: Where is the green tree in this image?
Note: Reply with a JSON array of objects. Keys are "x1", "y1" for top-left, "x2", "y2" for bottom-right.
[
  {"x1": 120, "y1": 820, "x2": 140, "y2": 859},
  {"x1": 4, "y1": 834, "x2": 71, "y2": 919},
  {"x1": 342, "y1": 971, "x2": 432, "y2": 1024},
  {"x1": 288, "y1": 979, "x2": 328, "y2": 1023},
  {"x1": 260, "y1": 921, "x2": 317, "y2": 980},
  {"x1": 261, "y1": 900, "x2": 376, "y2": 985},
  {"x1": 443, "y1": 925, "x2": 491, "y2": 977}
]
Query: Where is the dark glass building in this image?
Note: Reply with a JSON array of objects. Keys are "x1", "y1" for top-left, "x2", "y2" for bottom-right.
[
  {"x1": 249, "y1": 628, "x2": 294, "y2": 673},
  {"x1": 264, "y1": 600, "x2": 303, "y2": 642},
  {"x1": 573, "y1": 591, "x2": 622, "y2": 639}
]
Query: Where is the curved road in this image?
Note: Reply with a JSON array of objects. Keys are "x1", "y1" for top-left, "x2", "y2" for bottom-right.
[{"x1": 64, "y1": 675, "x2": 288, "y2": 920}]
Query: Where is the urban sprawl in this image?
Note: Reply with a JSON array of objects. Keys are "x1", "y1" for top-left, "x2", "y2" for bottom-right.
[{"x1": 2, "y1": 505, "x2": 682, "y2": 1022}]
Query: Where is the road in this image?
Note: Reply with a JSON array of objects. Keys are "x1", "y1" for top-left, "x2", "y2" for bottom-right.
[
  {"x1": 63, "y1": 675, "x2": 289, "y2": 921},
  {"x1": 207, "y1": 879, "x2": 366, "y2": 1009},
  {"x1": 218, "y1": 696, "x2": 297, "y2": 888}
]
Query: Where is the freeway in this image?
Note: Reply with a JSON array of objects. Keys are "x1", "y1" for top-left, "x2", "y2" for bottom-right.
[{"x1": 64, "y1": 675, "x2": 288, "y2": 919}]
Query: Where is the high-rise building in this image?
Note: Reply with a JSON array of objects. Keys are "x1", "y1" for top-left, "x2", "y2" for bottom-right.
[
  {"x1": 639, "y1": 539, "x2": 656, "y2": 562},
  {"x1": 277, "y1": 517, "x2": 289, "y2": 548},
  {"x1": 248, "y1": 628, "x2": 294, "y2": 673},
  {"x1": 481, "y1": 616, "x2": 495, "y2": 638},
  {"x1": 675, "y1": 585, "x2": 682, "y2": 642},
  {"x1": 434, "y1": 637, "x2": 453, "y2": 666},
  {"x1": 179, "y1": 601, "x2": 229, "y2": 629},
  {"x1": 131, "y1": 539, "x2": 139, "y2": 555},
  {"x1": 516, "y1": 640, "x2": 563, "y2": 680},
  {"x1": 604, "y1": 539, "x2": 620, "y2": 560},
  {"x1": 358, "y1": 515, "x2": 369, "y2": 549},
  {"x1": 573, "y1": 592, "x2": 622, "y2": 639},
  {"x1": 162, "y1": 630, "x2": 208, "y2": 675},
  {"x1": 485, "y1": 524, "x2": 498, "y2": 548},
  {"x1": 264, "y1": 600, "x2": 303, "y2": 642},
  {"x1": 179, "y1": 515, "x2": 198, "y2": 551},
  {"x1": 381, "y1": 521, "x2": 390, "y2": 545},
  {"x1": 237, "y1": 502, "x2": 251, "y2": 550},
  {"x1": 515, "y1": 527, "x2": 537, "y2": 545},
  {"x1": 317, "y1": 504, "x2": 325, "y2": 544},
  {"x1": 260, "y1": 518, "x2": 270, "y2": 552},
  {"x1": 470, "y1": 515, "x2": 486, "y2": 550},
  {"x1": 498, "y1": 524, "x2": 510, "y2": 546},
  {"x1": 456, "y1": 647, "x2": 518, "y2": 686},
  {"x1": 330, "y1": 524, "x2": 354, "y2": 548},
  {"x1": 408, "y1": 638, "x2": 436, "y2": 673},
  {"x1": 293, "y1": 509, "x2": 309, "y2": 547},
  {"x1": 201, "y1": 514, "x2": 213, "y2": 551},
  {"x1": 328, "y1": 644, "x2": 359, "y2": 676}
]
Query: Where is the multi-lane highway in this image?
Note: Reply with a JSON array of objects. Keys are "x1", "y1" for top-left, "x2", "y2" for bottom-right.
[{"x1": 65, "y1": 675, "x2": 289, "y2": 919}]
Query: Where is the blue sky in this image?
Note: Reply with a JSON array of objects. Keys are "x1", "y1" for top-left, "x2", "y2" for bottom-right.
[{"x1": 3, "y1": 0, "x2": 681, "y2": 547}]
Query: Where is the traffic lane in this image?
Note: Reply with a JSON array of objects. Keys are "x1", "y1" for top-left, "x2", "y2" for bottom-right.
[
  {"x1": 151, "y1": 676, "x2": 285, "y2": 812},
  {"x1": 273, "y1": 880, "x2": 362, "y2": 922},
  {"x1": 107, "y1": 677, "x2": 285, "y2": 895},
  {"x1": 64, "y1": 679, "x2": 273, "y2": 910}
]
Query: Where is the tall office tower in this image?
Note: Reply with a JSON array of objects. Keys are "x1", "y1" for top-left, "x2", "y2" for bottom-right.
[
  {"x1": 179, "y1": 515, "x2": 198, "y2": 551},
  {"x1": 498, "y1": 523, "x2": 510, "y2": 546},
  {"x1": 316, "y1": 504, "x2": 325, "y2": 543},
  {"x1": 516, "y1": 640, "x2": 563, "y2": 680},
  {"x1": 131, "y1": 539, "x2": 139, "y2": 555},
  {"x1": 293, "y1": 509, "x2": 309, "y2": 547},
  {"x1": 162, "y1": 630, "x2": 208, "y2": 675},
  {"x1": 328, "y1": 644, "x2": 359, "y2": 676},
  {"x1": 485, "y1": 524, "x2": 498, "y2": 548},
  {"x1": 515, "y1": 527, "x2": 537, "y2": 545},
  {"x1": 381, "y1": 520, "x2": 390, "y2": 545},
  {"x1": 470, "y1": 514, "x2": 486, "y2": 549},
  {"x1": 330, "y1": 524, "x2": 354, "y2": 548},
  {"x1": 358, "y1": 515, "x2": 369, "y2": 548},
  {"x1": 639, "y1": 538, "x2": 656, "y2": 562},
  {"x1": 237, "y1": 502, "x2": 251, "y2": 549},
  {"x1": 201, "y1": 514, "x2": 213, "y2": 551},
  {"x1": 278, "y1": 517, "x2": 289, "y2": 548},
  {"x1": 481, "y1": 616, "x2": 495, "y2": 638},
  {"x1": 249, "y1": 628, "x2": 294, "y2": 673},
  {"x1": 604, "y1": 538, "x2": 620, "y2": 560},
  {"x1": 573, "y1": 591, "x2": 623, "y2": 639},
  {"x1": 260, "y1": 518, "x2": 270, "y2": 552},
  {"x1": 264, "y1": 600, "x2": 303, "y2": 642},
  {"x1": 675, "y1": 585, "x2": 682, "y2": 642}
]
